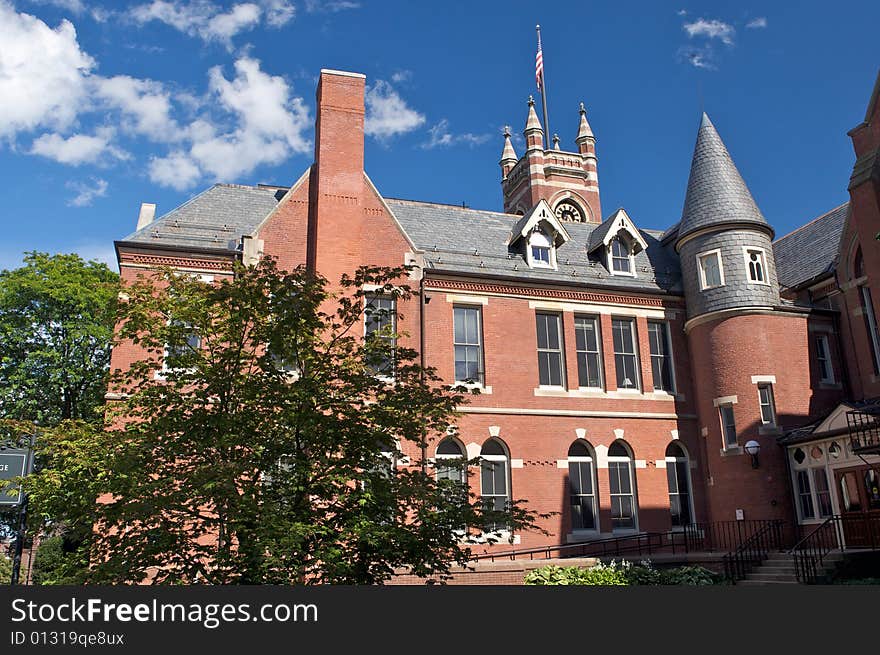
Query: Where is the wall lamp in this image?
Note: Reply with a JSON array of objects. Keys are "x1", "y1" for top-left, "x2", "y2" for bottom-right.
[{"x1": 744, "y1": 440, "x2": 761, "y2": 469}]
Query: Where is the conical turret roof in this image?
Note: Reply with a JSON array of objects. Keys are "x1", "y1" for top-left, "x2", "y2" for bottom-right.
[{"x1": 676, "y1": 113, "x2": 771, "y2": 246}]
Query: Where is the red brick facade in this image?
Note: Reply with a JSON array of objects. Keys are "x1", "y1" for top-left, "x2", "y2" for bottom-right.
[{"x1": 111, "y1": 68, "x2": 880, "y2": 555}]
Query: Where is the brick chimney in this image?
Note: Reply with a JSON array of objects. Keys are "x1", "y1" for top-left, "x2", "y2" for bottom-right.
[{"x1": 307, "y1": 69, "x2": 367, "y2": 278}]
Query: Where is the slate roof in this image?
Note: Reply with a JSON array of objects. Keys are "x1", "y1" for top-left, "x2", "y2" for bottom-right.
[
  {"x1": 120, "y1": 184, "x2": 285, "y2": 251},
  {"x1": 677, "y1": 113, "x2": 771, "y2": 245},
  {"x1": 385, "y1": 199, "x2": 683, "y2": 294},
  {"x1": 587, "y1": 215, "x2": 616, "y2": 252},
  {"x1": 773, "y1": 202, "x2": 849, "y2": 290}
]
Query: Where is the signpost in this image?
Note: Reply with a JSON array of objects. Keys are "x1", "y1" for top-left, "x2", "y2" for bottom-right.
[{"x1": 1, "y1": 434, "x2": 36, "y2": 585}]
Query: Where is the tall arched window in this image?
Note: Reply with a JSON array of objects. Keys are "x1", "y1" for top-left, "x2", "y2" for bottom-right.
[
  {"x1": 480, "y1": 439, "x2": 511, "y2": 533},
  {"x1": 608, "y1": 440, "x2": 637, "y2": 531},
  {"x1": 665, "y1": 442, "x2": 694, "y2": 527},
  {"x1": 568, "y1": 441, "x2": 598, "y2": 531},
  {"x1": 436, "y1": 439, "x2": 466, "y2": 486}
]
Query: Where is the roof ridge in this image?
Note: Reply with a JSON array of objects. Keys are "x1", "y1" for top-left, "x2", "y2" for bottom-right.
[
  {"x1": 773, "y1": 201, "x2": 850, "y2": 244},
  {"x1": 384, "y1": 197, "x2": 516, "y2": 217}
]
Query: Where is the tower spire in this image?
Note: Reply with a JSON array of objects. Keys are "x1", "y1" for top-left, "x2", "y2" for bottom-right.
[
  {"x1": 499, "y1": 125, "x2": 518, "y2": 180},
  {"x1": 576, "y1": 102, "x2": 594, "y2": 145},
  {"x1": 524, "y1": 95, "x2": 544, "y2": 150}
]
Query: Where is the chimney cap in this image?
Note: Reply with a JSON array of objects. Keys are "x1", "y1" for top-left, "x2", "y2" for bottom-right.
[{"x1": 319, "y1": 69, "x2": 366, "y2": 79}]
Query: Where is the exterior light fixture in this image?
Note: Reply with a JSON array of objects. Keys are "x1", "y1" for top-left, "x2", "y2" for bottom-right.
[{"x1": 744, "y1": 440, "x2": 761, "y2": 469}]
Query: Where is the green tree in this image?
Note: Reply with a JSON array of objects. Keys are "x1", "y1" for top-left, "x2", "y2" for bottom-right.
[
  {"x1": 26, "y1": 260, "x2": 542, "y2": 584},
  {"x1": 0, "y1": 552, "x2": 11, "y2": 584},
  {"x1": 0, "y1": 252, "x2": 119, "y2": 425}
]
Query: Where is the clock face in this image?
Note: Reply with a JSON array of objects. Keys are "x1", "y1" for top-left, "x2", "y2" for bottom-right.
[{"x1": 555, "y1": 201, "x2": 584, "y2": 223}]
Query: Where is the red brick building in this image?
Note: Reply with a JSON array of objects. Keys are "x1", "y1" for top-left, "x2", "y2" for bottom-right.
[{"x1": 111, "y1": 68, "x2": 880, "y2": 552}]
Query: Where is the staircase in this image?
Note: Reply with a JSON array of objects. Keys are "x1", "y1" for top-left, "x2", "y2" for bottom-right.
[{"x1": 737, "y1": 551, "x2": 843, "y2": 585}]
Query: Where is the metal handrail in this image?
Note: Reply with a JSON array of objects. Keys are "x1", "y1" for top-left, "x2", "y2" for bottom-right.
[
  {"x1": 721, "y1": 519, "x2": 785, "y2": 584},
  {"x1": 790, "y1": 514, "x2": 880, "y2": 583},
  {"x1": 470, "y1": 519, "x2": 783, "y2": 563}
]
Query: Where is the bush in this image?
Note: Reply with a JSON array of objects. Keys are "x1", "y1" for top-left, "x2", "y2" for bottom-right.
[
  {"x1": 31, "y1": 535, "x2": 88, "y2": 585},
  {"x1": 0, "y1": 553, "x2": 11, "y2": 584},
  {"x1": 524, "y1": 560, "x2": 722, "y2": 586}
]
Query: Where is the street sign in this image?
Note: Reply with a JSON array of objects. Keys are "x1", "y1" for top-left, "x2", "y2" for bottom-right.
[{"x1": 0, "y1": 449, "x2": 28, "y2": 506}]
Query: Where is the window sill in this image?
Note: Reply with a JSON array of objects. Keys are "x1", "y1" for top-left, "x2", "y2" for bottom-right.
[
  {"x1": 648, "y1": 390, "x2": 683, "y2": 402},
  {"x1": 613, "y1": 387, "x2": 642, "y2": 395},
  {"x1": 700, "y1": 284, "x2": 725, "y2": 291},
  {"x1": 471, "y1": 531, "x2": 520, "y2": 545},
  {"x1": 453, "y1": 382, "x2": 492, "y2": 394},
  {"x1": 818, "y1": 381, "x2": 841, "y2": 390},
  {"x1": 720, "y1": 446, "x2": 742, "y2": 457},
  {"x1": 534, "y1": 386, "x2": 569, "y2": 397},
  {"x1": 565, "y1": 530, "x2": 600, "y2": 543}
]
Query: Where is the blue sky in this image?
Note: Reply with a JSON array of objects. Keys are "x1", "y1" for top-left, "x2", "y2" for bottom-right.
[{"x1": 0, "y1": 0, "x2": 877, "y2": 272}]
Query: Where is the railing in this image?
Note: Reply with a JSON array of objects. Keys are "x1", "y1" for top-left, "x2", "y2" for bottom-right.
[
  {"x1": 845, "y1": 408, "x2": 880, "y2": 454},
  {"x1": 722, "y1": 519, "x2": 786, "y2": 584},
  {"x1": 791, "y1": 514, "x2": 880, "y2": 584},
  {"x1": 470, "y1": 519, "x2": 784, "y2": 563}
]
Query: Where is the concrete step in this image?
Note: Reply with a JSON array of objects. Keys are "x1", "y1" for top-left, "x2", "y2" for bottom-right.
[
  {"x1": 736, "y1": 579, "x2": 799, "y2": 586},
  {"x1": 758, "y1": 565, "x2": 797, "y2": 574},
  {"x1": 745, "y1": 573, "x2": 799, "y2": 582}
]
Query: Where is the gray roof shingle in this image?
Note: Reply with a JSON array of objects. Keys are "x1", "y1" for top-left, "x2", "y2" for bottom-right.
[
  {"x1": 120, "y1": 184, "x2": 284, "y2": 251},
  {"x1": 677, "y1": 113, "x2": 771, "y2": 245},
  {"x1": 385, "y1": 199, "x2": 682, "y2": 294},
  {"x1": 773, "y1": 202, "x2": 849, "y2": 290}
]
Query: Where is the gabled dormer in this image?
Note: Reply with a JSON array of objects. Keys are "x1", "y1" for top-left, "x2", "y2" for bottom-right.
[
  {"x1": 587, "y1": 208, "x2": 648, "y2": 277},
  {"x1": 508, "y1": 199, "x2": 572, "y2": 270}
]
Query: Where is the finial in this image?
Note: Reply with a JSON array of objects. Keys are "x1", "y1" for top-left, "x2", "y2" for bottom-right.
[
  {"x1": 536, "y1": 24, "x2": 540, "y2": 31},
  {"x1": 579, "y1": 102, "x2": 586, "y2": 114},
  {"x1": 528, "y1": 95, "x2": 535, "y2": 106},
  {"x1": 552, "y1": 133, "x2": 560, "y2": 149},
  {"x1": 503, "y1": 125, "x2": 511, "y2": 137}
]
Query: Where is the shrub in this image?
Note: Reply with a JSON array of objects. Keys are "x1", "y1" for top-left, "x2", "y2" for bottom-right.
[
  {"x1": 0, "y1": 554, "x2": 11, "y2": 584},
  {"x1": 524, "y1": 560, "x2": 722, "y2": 586}
]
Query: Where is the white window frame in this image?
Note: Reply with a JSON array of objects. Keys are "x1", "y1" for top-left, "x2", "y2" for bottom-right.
[
  {"x1": 758, "y1": 383, "x2": 777, "y2": 426},
  {"x1": 665, "y1": 444, "x2": 695, "y2": 529},
  {"x1": 859, "y1": 285, "x2": 880, "y2": 375},
  {"x1": 526, "y1": 230, "x2": 556, "y2": 269},
  {"x1": 535, "y1": 312, "x2": 566, "y2": 388},
  {"x1": 790, "y1": 447, "x2": 834, "y2": 523},
  {"x1": 719, "y1": 403, "x2": 738, "y2": 450},
  {"x1": 608, "y1": 236, "x2": 636, "y2": 277},
  {"x1": 696, "y1": 248, "x2": 725, "y2": 290},
  {"x1": 611, "y1": 317, "x2": 641, "y2": 392},
  {"x1": 160, "y1": 319, "x2": 201, "y2": 376},
  {"x1": 480, "y1": 445, "x2": 511, "y2": 536},
  {"x1": 815, "y1": 334, "x2": 834, "y2": 384},
  {"x1": 607, "y1": 444, "x2": 638, "y2": 533},
  {"x1": 647, "y1": 320, "x2": 676, "y2": 394},
  {"x1": 363, "y1": 293, "x2": 397, "y2": 381},
  {"x1": 743, "y1": 247, "x2": 770, "y2": 285},
  {"x1": 567, "y1": 446, "x2": 598, "y2": 534},
  {"x1": 573, "y1": 315, "x2": 604, "y2": 391},
  {"x1": 452, "y1": 305, "x2": 485, "y2": 386}
]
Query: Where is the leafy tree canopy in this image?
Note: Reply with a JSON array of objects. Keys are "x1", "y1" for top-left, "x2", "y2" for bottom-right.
[
  {"x1": 26, "y1": 260, "x2": 542, "y2": 584},
  {"x1": 0, "y1": 252, "x2": 118, "y2": 425}
]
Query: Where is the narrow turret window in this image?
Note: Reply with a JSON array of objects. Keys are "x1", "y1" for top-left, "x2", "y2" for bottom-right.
[
  {"x1": 744, "y1": 248, "x2": 769, "y2": 284},
  {"x1": 697, "y1": 249, "x2": 724, "y2": 289}
]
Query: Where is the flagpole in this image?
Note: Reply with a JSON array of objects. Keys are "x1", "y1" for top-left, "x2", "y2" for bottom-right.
[{"x1": 536, "y1": 24, "x2": 550, "y2": 142}]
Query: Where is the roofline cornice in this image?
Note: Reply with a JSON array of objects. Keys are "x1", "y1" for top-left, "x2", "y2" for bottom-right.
[{"x1": 684, "y1": 304, "x2": 810, "y2": 333}]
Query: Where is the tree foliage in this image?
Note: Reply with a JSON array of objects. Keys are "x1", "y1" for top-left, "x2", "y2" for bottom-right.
[
  {"x1": 26, "y1": 260, "x2": 542, "y2": 584},
  {"x1": 0, "y1": 252, "x2": 118, "y2": 425}
]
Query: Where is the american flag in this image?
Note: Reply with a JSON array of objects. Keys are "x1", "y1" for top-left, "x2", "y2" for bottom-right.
[{"x1": 535, "y1": 42, "x2": 544, "y2": 91}]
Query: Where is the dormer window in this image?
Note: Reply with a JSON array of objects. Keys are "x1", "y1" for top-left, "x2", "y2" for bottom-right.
[
  {"x1": 529, "y1": 231, "x2": 553, "y2": 268},
  {"x1": 610, "y1": 236, "x2": 633, "y2": 275}
]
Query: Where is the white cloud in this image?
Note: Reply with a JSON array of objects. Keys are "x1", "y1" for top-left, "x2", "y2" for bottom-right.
[
  {"x1": 148, "y1": 150, "x2": 203, "y2": 190},
  {"x1": 390, "y1": 70, "x2": 412, "y2": 84},
  {"x1": 676, "y1": 9, "x2": 687, "y2": 16},
  {"x1": 364, "y1": 80, "x2": 425, "y2": 140},
  {"x1": 678, "y1": 45, "x2": 716, "y2": 70},
  {"x1": 93, "y1": 76, "x2": 183, "y2": 141},
  {"x1": 0, "y1": 1, "x2": 95, "y2": 138},
  {"x1": 66, "y1": 177, "x2": 108, "y2": 206},
  {"x1": 746, "y1": 17, "x2": 768, "y2": 29},
  {"x1": 30, "y1": 128, "x2": 129, "y2": 165},
  {"x1": 422, "y1": 119, "x2": 490, "y2": 149},
  {"x1": 304, "y1": 0, "x2": 360, "y2": 12},
  {"x1": 28, "y1": 0, "x2": 86, "y2": 13},
  {"x1": 683, "y1": 18, "x2": 735, "y2": 45},
  {"x1": 129, "y1": 1, "x2": 294, "y2": 45}
]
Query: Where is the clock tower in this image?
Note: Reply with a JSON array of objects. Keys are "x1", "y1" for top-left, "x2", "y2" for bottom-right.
[{"x1": 499, "y1": 99, "x2": 602, "y2": 224}]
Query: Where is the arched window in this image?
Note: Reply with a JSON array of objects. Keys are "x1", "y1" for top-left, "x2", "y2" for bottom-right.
[
  {"x1": 608, "y1": 440, "x2": 637, "y2": 531},
  {"x1": 436, "y1": 438, "x2": 466, "y2": 486},
  {"x1": 854, "y1": 247, "x2": 865, "y2": 279},
  {"x1": 610, "y1": 236, "x2": 633, "y2": 275},
  {"x1": 568, "y1": 441, "x2": 598, "y2": 531},
  {"x1": 480, "y1": 439, "x2": 510, "y2": 532},
  {"x1": 665, "y1": 442, "x2": 693, "y2": 527}
]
